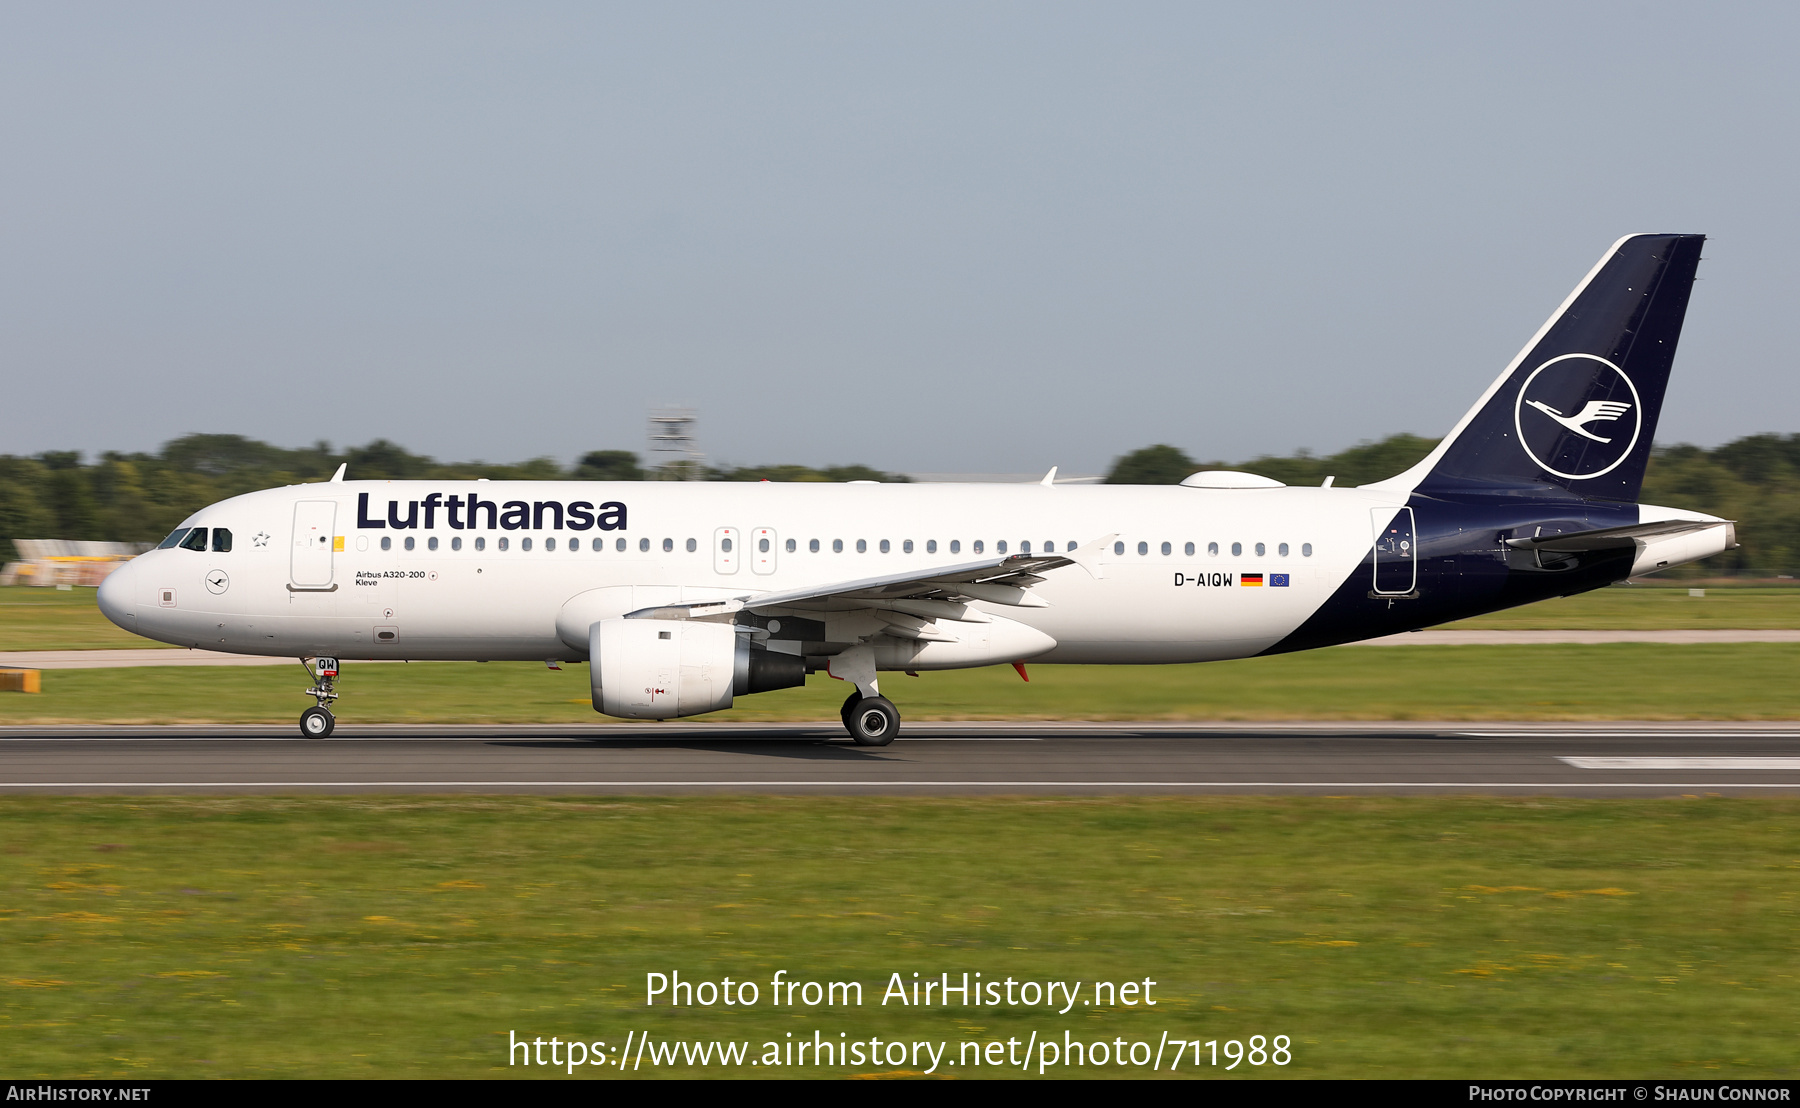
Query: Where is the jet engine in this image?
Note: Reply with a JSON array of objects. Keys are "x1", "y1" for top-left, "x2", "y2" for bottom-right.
[{"x1": 589, "y1": 618, "x2": 805, "y2": 719}]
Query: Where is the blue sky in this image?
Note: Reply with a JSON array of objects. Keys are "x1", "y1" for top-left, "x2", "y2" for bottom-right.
[{"x1": 3, "y1": 2, "x2": 1795, "y2": 472}]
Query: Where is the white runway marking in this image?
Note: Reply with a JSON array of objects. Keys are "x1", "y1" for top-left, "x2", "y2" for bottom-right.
[
  {"x1": 2, "y1": 780, "x2": 1799, "y2": 789},
  {"x1": 1460, "y1": 732, "x2": 1800, "y2": 739},
  {"x1": 1558, "y1": 756, "x2": 1800, "y2": 770}
]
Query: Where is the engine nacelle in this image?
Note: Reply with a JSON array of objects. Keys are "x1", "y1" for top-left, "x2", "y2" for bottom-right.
[{"x1": 589, "y1": 618, "x2": 805, "y2": 719}]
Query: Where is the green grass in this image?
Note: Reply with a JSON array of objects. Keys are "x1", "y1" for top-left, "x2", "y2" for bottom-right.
[
  {"x1": 4, "y1": 644, "x2": 1800, "y2": 724},
  {"x1": 0, "y1": 586, "x2": 175, "y2": 651},
  {"x1": 1, "y1": 796, "x2": 1795, "y2": 1078},
  {"x1": 2, "y1": 582, "x2": 1799, "y2": 656},
  {"x1": 1446, "y1": 584, "x2": 1800, "y2": 630}
]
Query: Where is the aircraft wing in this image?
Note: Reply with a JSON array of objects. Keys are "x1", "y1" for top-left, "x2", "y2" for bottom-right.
[
  {"x1": 739, "y1": 553, "x2": 1073, "y2": 612},
  {"x1": 621, "y1": 553, "x2": 1077, "y2": 626},
  {"x1": 1504, "y1": 518, "x2": 1732, "y2": 552}
]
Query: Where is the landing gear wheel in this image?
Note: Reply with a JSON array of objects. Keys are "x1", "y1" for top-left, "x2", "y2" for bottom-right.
[
  {"x1": 300, "y1": 706, "x2": 335, "y2": 739},
  {"x1": 845, "y1": 695, "x2": 899, "y2": 746}
]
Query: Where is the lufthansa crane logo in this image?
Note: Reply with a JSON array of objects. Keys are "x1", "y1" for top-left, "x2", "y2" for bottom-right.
[{"x1": 1512, "y1": 353, "x2": 1642, "y2": 480}]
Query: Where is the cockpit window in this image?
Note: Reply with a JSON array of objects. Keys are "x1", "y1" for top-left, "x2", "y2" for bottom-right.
[
  {"x1": 211, "y1": 528, "x2": 233, "y2": 553},
  {"x1": 158, "y1": 528, "x2": 192, "y2": 550},
  {"x1": 179, "y1": 528, "x2": 209, "y2": 552}
]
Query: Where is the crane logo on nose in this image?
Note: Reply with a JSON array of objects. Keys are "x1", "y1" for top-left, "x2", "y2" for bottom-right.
[{"x1": 205, "y1": 571, "x2": 230, "y2": 595}]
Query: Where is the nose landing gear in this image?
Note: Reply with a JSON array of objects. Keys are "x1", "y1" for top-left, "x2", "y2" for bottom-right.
[{"x1": 299, "y1": 657, "x2": 339, "y2": 738}]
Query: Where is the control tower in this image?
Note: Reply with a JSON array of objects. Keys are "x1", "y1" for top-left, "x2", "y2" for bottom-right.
[{"x1": 647, "y1": 406, "x2": 706, "y2": 480}]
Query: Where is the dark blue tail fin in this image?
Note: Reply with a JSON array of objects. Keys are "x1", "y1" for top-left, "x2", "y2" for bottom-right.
[{"x1": 1384, "y1": 234, "x2": 1705, "y2": 502}]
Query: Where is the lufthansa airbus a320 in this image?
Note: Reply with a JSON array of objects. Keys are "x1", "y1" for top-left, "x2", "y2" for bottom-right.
[{"x1": 98, "y1": 234, "x2": 1732, "y2": 744}]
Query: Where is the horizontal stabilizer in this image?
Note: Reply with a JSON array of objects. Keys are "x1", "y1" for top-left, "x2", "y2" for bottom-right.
[{"x1": 1504, "y1": 518, "x2": 1732, "y2": 552}]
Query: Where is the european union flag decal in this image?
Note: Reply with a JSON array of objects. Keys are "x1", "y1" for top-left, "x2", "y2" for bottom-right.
[{"x1": 1270, "y1": 573, "x2": 1291, "y2": 587}]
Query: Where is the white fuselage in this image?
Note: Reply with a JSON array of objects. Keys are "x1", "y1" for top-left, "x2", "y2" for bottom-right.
[{"x1": 98, "y1": 479, "x2": 1416, "y2": 666}]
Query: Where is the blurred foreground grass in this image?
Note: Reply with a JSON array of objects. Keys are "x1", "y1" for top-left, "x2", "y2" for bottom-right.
[
  {"x1": 1, "y1": 795, "x2": 1795, "y2": 1078},
  {"x1": 3, "y1": 644, "x2": 1799, "y2": 724}
]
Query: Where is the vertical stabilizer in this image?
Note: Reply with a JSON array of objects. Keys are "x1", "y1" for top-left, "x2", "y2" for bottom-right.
[{"x1": 1374, "y1": 234, "x2": 1704, "y2": 502}]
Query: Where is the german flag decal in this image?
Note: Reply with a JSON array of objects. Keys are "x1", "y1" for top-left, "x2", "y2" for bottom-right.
[{"x1": 1241, "y1": 573, "x2": 1264, "y2": 586}]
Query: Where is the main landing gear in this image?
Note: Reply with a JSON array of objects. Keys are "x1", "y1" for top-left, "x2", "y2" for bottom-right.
[
  {"x1": 840, "y1": 691, "x2": 900, "y2": 747},
  {"x1": 299, "y1": 657, "x2": 340, "y2": 738}
]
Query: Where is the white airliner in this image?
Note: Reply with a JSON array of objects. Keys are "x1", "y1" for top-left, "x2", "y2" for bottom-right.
[{"x1": 98, "y1": 234, "x2": 1733, "y2": 744}]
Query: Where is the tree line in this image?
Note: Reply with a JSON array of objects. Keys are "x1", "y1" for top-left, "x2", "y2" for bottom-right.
[
  {"x1": 0, "y1": 434, "x2": 904, "y2": 563},
  {"x1": 1105, "y1": 433, "x2": 1800, "y2": 577},
  {"x1": 2, "y1": 431, "x2": 1794, "y2": 576}
]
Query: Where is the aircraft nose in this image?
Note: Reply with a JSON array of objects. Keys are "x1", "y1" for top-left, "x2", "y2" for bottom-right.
[{"x1": 96, "y1": 559, "x2": 139, "y2": 631}]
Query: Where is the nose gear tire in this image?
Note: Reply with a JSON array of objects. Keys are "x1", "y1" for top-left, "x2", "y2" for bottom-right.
[{"x1": 300, "y1": 706, "x2": 335, "y2": 739}]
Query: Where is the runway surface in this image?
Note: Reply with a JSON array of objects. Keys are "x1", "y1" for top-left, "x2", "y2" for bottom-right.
[{"x1": 3, "y1": 721, "x2": 1799, "y2": 794}]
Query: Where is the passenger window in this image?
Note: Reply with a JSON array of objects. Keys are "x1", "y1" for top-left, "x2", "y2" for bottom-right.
[
  {"x1": 1231, "y1": 542, "x2": 1242, "y2": 557},
  {"x1": 429, "y1": 536, "x2": 439, "y2": 551},
  {"x1": 158, "y1": 528, "x2": 191, "y2": 550},
  {"x1": 1302, "y1": 543, "x2": 1313, "y2": 557},
  {"x1": 593, "y1": 537, "x2": 604, "y2": 551},
  {"x1": 1254, "y1": 542, "x2": 1265, "y2": 557},
  {"x1": 833, "y1": 539, "x2": 844, "y2": 553},
  {"x1": 211, "y1": 528, "x2": 233, "y2": 552},
  {"x1": 1208, "y1": 542, "x2": 1219, "y2": 557},
  {"x1": 475, "y1": 537, "x2": 486, "y2": 551},
  {"x1": 950, "y1": 540, "x2": 961, "y2": 554},
  {"x1": 180, "y1": 528, "x2": 209, "y2": 552},
  {"x1": 499, "y1": 537, "x2": 510, "y2": 551},
  {"x1": 685, "y1": 538, "x2": 696, "y2": 552},
  {"x1": 382, "y1": 536, "x2": 393, "y2": 551},
  {"x1": 903, "y1": 539, "x2": 914, "y2": 553},
  {"x1": 997, "y1": 540, "x2": 1008, "y2": 554},
  {"x1": 663, "y1": 538, "x2": 674, "y2": 553},
  {"x1": 1113, "y1": 541, "x2": 1124, "y2": 555},
  {"x1": 879, "y1": 539, "x2": 890, "y2": 553},
  {"x1": 758, "y1": 538, "x2": 769, "y2": 553},
  {"x1": 721, "y1": 537, "x2": 732, "y2": 552},
  {"x1": 451, "y1": 537, "x2": 462, "y2": 551},
  {"x1": 973, "y1": 540, "x2": 984, "y2": 554},
  {"x1": 1185, "y1": 542, "x2": 1195, "y2": 556},
  {"x1": 545, "y1": 537, "x2": 555, "y2": 551},
  {"x1": 1137, "y1": 541, "x2": 1148, "y2": 555},
  {"x1": 856, "y1": 539, "x2": 866, "y2": 553},
  {"x1": 1278, "y1": 542, "x2": 1289, "y2": 557},
  {"x1": 785, "y1": 538, "x2": 795, "y2": 553},
  {"x1": 521, "y1": 537, "x2": 532, "y2": 552},
  {"x1": 1020, "y1": 541, "x2": 1031, "y2": 554},
  {"x1": 1160, "y1": 541, "x2": 1171, "y2": 555},
  {"x1": 405, "y1": 536, "x2": 417, "y2": 551},
  {"x1": 927, "y1": 540, "x2": 938, "y2": 553}
]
